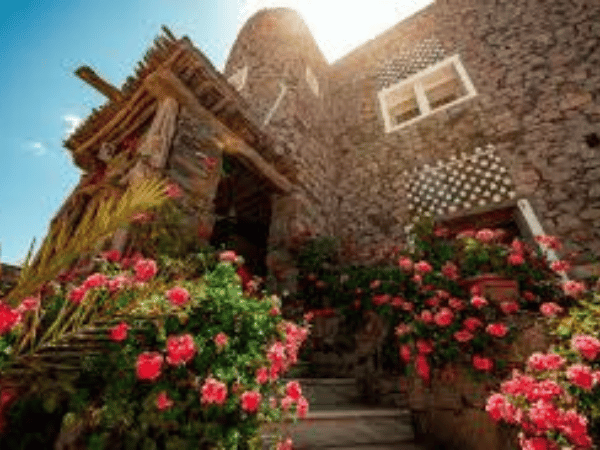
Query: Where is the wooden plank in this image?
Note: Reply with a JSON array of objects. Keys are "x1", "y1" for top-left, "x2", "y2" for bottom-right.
[
  {"x1": 143, "y1": 68, "x2": 292, "y2": 194},
  {"x1": 135, "y1": 96, "x2": 179, "y2": 169}
]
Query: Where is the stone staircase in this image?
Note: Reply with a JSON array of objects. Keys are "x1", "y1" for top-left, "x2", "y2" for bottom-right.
[{"x1": 262, "y1": 378, "x2": 428, "y2": 450}]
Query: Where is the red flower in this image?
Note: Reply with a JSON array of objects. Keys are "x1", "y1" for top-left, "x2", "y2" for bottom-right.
[
  {"x1": 472, "y1": 355, "x2": 494, "y2": 372},
  {"x1": 285, "y1": 381, "x2": 302, "y2": 401},
  {"x1": 454, "y1": 329, "x2": 474, "y2": 343},
  {"x1": 523, "y1": 291, "x2": 536, "y2": 302},
  {"x1": 303, "y1": 311, "x2": 314, "y2": 322},
  {"x1": 471, "y1": 296, "x2": 488, "y2": 309},
  {"x1": 485, "y1": 393, "x2": 507, "y2": 422},
  {"x1": 166, "y1": 334, "x2": 196, "y2": 366},
  {"x1": 134, "y1": 258, "x2": 158, "y2": 282},
  {"x1": 166, "y1": 286, "x2": 190, "y2": 307},
  {"x1": 136, "y1": 352, "x2": 163, "y2": 381},
  {"x1": 566, "y1": 364, "x2": 595, "y2": 390},
  {"x1": 416, "y1": 339, "x2": 434, "y2": 355},
  {"x1": 486, "y1": 323, "x2": 508, "y2": 338},
  {"x1": 507, "y1": 253, "x2": 524, "y2": 265},
  {"x1": 475, "y1": 229, "x2": 495, "y2": 243},
  {"x1": 550, "y1": 260, "x2": 570, "y2": 273},
  {"x1": 448, "y1": 297, "x2": 466, "y2": 311},
  {"x1": 562, "y1": 280, "x2": 586, "y2": 298},
  {"x1": 17, "y1": 296, "x2": 39, "y2": 313},
  {"x1": 372, "y1": 294, "x2": 390, "y2": 306},
  {"x1": 82, "y1": 273, "x2": 108, "y2": 290},
  {"x1": 219, "y1": 250, "x2": 238, "y2": 263},
  {"x1": 434, "y1": 307, "x2": 454, "y2": 327},
  {"x1": 203, "y1": 156, "x2": 219, "y2": 171},
  {"x1": 369, "y1": 279, "x2": 381, "y2": 289},
  {"x1": 414, "y1": 260, "x2": 433, "y2": 274},
  {"x1": 240, "y1": 390, "x2": 262, "y2": 413},
  {"x1": 398, "y1": 256, "x2": 413, "y2": 271},
  {"x1": 296, "y1": 396, "x2": 309, "y2": 418},
  {"x1": 571, "y1": 334, "x2": 600, "y2": 361},
  {"x1": 256, "y1": 367, "x2": 269, "y2": 385},
  {"x1": 164, "y1": 182, "x2": 183, "y2": 199},
  {"x1": 539, "y1": 302, "x2": 563, "y2": 317},
  {"x1": 399, "y1": 344, "x2": 411, "y2": 363},
  {"x1": 102, "y1": 249, "x2": 121, "y2": 263},
  {"x1": 109, "y1": 321, "x2": 129, "y2": 342},
  {"x1": 201, "y1": 377, "x2": 227, "y2": 406},
  {"x1": 156, "y1": 391, "x2": 174, "y2": 411},
  {"x1": 500, "y1": 301, "x2": 519, "y2": 314},
  {"x1": 463, "y1": 317, "x2": 483, "y2": 331},
  {"x1": 527, "y1": 352, "x2": 566, "y2": 372},
  {"x1": 415, "y1": 354, "x2": 430, "y2": 383},
  {"x1": 0, "y1": 302, "x2": 20, "y2": 335},
  {"x1": 441, "y1": 261, "x2": 459, "y2": 280},
  {"x1": 276, "y1": 438, "x2": 293, "y2": 450},
  {"x1": 68, "y1": 286, "x2": 87, "y2": 305},
  {"x1": 418, "y1": 310, "x2": 434, "y2": 324},
  {"x1": 535, "y1": 235, "x2": 562, "y2": 251},
  {"x1": 270, "y1": 306, "x2": 280, "y2": 316},
  {"x1": 214, "y1": 332, "x2": 229, "y2": 351}
]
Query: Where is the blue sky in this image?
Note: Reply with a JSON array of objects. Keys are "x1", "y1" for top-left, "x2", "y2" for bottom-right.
[{"x1": 0, "y1": 0, "x2": 431, "y2": 266}]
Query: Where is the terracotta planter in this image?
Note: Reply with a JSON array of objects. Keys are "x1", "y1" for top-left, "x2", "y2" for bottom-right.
[{"x1": 465, "y1": 273, "x2": 519, "y2": 304}]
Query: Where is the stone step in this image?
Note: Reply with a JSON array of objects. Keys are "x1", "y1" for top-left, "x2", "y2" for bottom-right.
[
  {"x1": 262, "y1": 408, "x2": 420, "y2": 450},
  {"x1": 286, "y1": 378, "x2": 408, "y2": 410}
]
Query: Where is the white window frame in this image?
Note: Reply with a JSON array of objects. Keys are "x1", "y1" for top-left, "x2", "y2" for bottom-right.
[{"x1": 378, "y1": 54, "x2": 477, "y2": 133}]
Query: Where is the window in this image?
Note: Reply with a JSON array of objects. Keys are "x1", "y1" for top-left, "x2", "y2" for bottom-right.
[
  {"x1": 227, "y1": 65, "x2": 248, "y2": 92},
  {"x1": 378, "y1": 54, "x2": 477, "y2": 132}
]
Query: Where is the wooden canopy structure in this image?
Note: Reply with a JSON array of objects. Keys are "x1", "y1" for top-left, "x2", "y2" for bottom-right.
[{"x1": 64, "y1": 26, "x2": 293, "y2": 194}]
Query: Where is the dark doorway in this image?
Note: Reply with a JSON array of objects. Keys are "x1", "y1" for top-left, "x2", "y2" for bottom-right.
[{"x1": 211, "y1": 161, "x2": 272, "y2": 277}]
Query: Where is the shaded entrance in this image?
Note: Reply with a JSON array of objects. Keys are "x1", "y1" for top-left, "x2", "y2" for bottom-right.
[{"x1": 211, "y1": 159, "x2": 272, "y2": 277}]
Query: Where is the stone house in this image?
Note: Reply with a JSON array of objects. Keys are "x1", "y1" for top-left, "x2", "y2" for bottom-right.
[{"x1": 60, "y1": 0, "x2": 600, "y2": 277}]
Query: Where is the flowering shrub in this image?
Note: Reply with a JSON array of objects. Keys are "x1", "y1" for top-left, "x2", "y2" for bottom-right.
[{"x1": 0, "y1": 251, "x2": 310, "y2": 449}]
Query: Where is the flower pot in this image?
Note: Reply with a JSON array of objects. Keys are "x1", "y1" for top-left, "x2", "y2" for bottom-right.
[{"x1": 464, "y1": 274, "x2": 519, "y2": 304}]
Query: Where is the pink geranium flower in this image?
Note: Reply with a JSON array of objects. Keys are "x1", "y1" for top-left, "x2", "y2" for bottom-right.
[
  {"x1": 463, "y1": 317, "x2": 483, "y2": 331},
  {"x1": 256, "y1": 367, "x2": 269, "y2": 385},
  {"x1": 475, "y1": 229, "x2": 495, "y2": 243},
  {"x1": 535, "y1": 235, "x2": 562, "y2": 251},
  {"x1": 454, "y1": 329, "x2": 474, "y2": 343},
  {"x1": 566, "y1": 364, "x2": 595, "y2": 390},
  {"x1": 214, "y1": 332, "x2": 229, "y2": 351},
  {"x1": 296, "y1": 396, "x2": 309, "y2": 418},
  {"x1": 562, "y1": 280, "x2": 586, "y2": 298},
  {"x1": 156, "y1": 391, "x2": 174, "y2": 411},
  {"x1": 550, "y1": 260, "x2": 570, "y2": 273},
  {"x1": 134, "y1": 258, "x2": 158, "y2": 282},
  {"x1": 394, "y1": 323, "x2": 413, "y2": 337},
  {"x1": 414, "y1": 260, "x2": 433, "y2": 274},
  {"x1": 441, "y1": 261, "x2": 459, "y2": 280},
  {"x1": 102, "y1": 249, "x2": 121, "y2": 263},
  {"x1": 399, "y1": 344, "x2": 411, "y2": 363},
  {"x1": 415, "y1": 354, "x2": 430, "y2": 383},
  {"x1": 82, "y1": 273, "x2": 108, "y2": 290},
  {"x1": 473, "y1": 355, "x2": 494, "y2": 372},
  {"x1": 109, "y1": 321, "x2": 129, "y2": 342},
  {"x1": 471, "y1": 296, "x2": 488, "y2": 309},
  {"x1": 507, "y1": 252, "x2": 525, "y2": 265},
  {"x1": 219, "y1": 250, "x2": 238, "y2": 263},
  {"x1": 276, "y1": 438, "x2": 293, "y2": 450},
  {"x1": 0, "y1": 302, "x2": 20, "y2": 335},
  {"x1": 164, "y1": 182, "x2": 183, "y2": 199},
  {"x1": 166, "y1": 286, "x2": 190, "y2": 307},
  {"x1": 68, "y1": 286, "x2": 87, "y2": 305},
  {"x1": 434, "y1": 308, "x2": 454, "y2": 327},
  {"x1": 166, "y1": 334, "x2": 196, "y2": 366},
  {"x1": 416, "y1": 339, "x2": 434, "y2": 355},
  {"x1": 571, "y1": 334, "x2": 600, "y2": 360},
  {"x1": 240, "y1": 390, "x2": 262, "y2": 413},
  {"x1": 398, "y1": 256, "x2": 413, "y2": 271},
  {"x1": 201, "y1": 377, "x2": 227, "y2": 406},
  {"x1": 136, "y1": 352, "x2": 163, "y2": 381},
  {"x1": 539, "y1": 302, "x2": 563, "y2": 317},
  {"x1": 448, "y1": 297, "x2": 466, "y2": 311},
  {"x1": 418, "y1": 310, "x2": 434, "y2": 324},
  {"x1": 527, "y1": 352, "x2": 566, "y2": 372},
  {"x1": 486, "y1": 323, "x2": 508, "y2": 338},
  {"x1": 285, "y1": 381, "x2": 302, "y2": 401},
  {"x1": 500, "y1": 301, "x2": 519, "y2": 314}
]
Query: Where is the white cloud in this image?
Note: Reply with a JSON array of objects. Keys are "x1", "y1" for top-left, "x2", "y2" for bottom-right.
[
  {"x1": 239, "y1": 0, "x2": 433, "y2": 62},
  {"x1": 29, "y1": 141, "x2": 47, "y2": 156},
  {"x1": 63, "y1": 114, "x2": 83, "y2": 136}
]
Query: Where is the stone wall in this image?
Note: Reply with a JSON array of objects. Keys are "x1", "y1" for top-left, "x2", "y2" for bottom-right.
[
  {"x1": 324, "y1": 0, "x2": 600, "y2": 261},
  {"x1": 224, "y1": 8, "x2": 338, "y2": 249}
]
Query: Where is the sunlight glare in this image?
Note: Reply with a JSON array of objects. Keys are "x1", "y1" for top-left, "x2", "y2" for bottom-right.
[{"x1": 240, "y1": 0, "x2": 434, "y2": 63}]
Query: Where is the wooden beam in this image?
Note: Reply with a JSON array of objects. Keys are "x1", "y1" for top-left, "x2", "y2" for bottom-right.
[
  {"x1": 137, "y1": 96, "x2": 179, "y2": 169},
  {"x1": 75, "y1": 66, "x2": 123, "y2": 102},
  {"x1": 143, "y1": 68, "x2": 293, "y2": 194}
]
